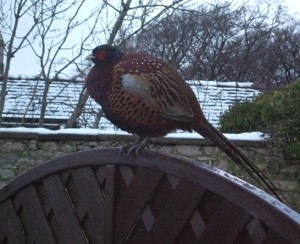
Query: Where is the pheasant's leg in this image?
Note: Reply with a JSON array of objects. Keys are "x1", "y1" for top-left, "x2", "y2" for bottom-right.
[{"x1": 120, "y1": 136, "x2": 150, "y2": 157}]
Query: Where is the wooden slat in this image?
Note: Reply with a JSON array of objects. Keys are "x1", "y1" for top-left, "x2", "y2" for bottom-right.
[
  {"x1": 176, "y1": 224, "x2": 200, "y2": 244},
  {"x1": 125, "y1": 217, "x2": 149, "y2": 243},
  {"x1": 197, "y1": 191, "x2": 223, "y2": 224},
  {"x1": 0, "y1": 200, "x2": 25, "y2": 244},
  {"x1": 144, "y1": 180, "x2": 205, "y2": 243},
  {"x1": 232, "y1": 228, "x2": 253, "y2": 244},
  {"x1": 65, "y1": 167, "x2": 106, "y2": 243},
  {"x1": 13, "y1": 185, "x2": 55, "y2": 244},
  {"x1": 147, "y1": 174, "x2": 176, "y2": 218},
  {"x1": 102, "y1": 166, "x2": 116, "y2": 244},
  {"x1": 38, "y1": 174, "x2": 86, "y2": 243},
  {"x1": 114, "y1": 167, "x2": 163, "y2": 243},
  {"x1": 198, "y1": 200, "x2": 251, "y2": 243},
  {"x1": 95, "y1": 166, "x2": 111, "y2": 186}
]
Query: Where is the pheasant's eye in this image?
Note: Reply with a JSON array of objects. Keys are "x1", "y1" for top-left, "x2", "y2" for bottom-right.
[{"x1": 95, "y1": 51, "x2": 107, "y2": 60}]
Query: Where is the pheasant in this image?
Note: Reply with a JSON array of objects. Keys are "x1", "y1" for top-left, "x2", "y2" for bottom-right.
[{"x1": 85, "y1": 44, "x2": 282, "y2": 201}]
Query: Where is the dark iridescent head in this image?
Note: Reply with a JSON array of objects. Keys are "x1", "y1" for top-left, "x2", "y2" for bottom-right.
[{"x1": 85, "y1": 45, "x2": 123, "y2": 65}]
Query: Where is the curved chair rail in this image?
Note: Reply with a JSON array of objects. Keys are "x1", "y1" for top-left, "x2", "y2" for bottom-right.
[{"x1": 0, "y1": 148, "x2": 299, "y2": 243}]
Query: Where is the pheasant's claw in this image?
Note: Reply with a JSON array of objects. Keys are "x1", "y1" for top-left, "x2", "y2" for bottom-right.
[
  {"x1": 126, "y1": 142, "x2": 145, "y2": 156},
  {"x1": 119, "y1": 137, "x2": 150, "y2": 158},
  {"x1": 119, "y1": 143, "x2": 134, "y2": 156}
]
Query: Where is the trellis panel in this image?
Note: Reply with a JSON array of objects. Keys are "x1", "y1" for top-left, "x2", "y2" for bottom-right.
[{"x1": 0, "y1": 148, "x2": 299, "y2": 243}]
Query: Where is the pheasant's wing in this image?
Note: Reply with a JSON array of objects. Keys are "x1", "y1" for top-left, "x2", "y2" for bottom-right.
[{"x1": 118, "y1": 57, "x2": 194, "y2": 122}]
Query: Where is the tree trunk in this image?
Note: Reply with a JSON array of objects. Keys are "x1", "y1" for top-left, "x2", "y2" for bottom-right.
[
  {"x1": 65, "y1": 88, "x2": 89, "y2": 128},
  {"x1": 38, "y1": 80, "x2": 51, "y2": 127}
]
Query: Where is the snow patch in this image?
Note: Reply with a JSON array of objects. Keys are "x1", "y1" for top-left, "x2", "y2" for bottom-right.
[{"x1": 0, "y1": 127, "x2": 268, "y2": 141}]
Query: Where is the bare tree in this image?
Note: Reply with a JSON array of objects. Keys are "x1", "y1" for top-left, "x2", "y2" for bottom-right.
[
  {"x1": 256, "y1": 22, "x2": 300, "y2": 88},
  {"x1": 222, "y1": 3, "x2": 288, "y2": 84},
  {"x1": 123, "y1": 2, "x2": 242, "y2": 80},
  {"x1": 124, "y1": 1, "x2": 295, "y2": 87},
  {"x1": 188, "y1": 3, "x2": 241, "y2": 80},
  {"x1": 0, "y1": 0, "x2": 42, "y2": 124},
  {"x1": 0, "y1": 33, "x2": 4, "y2": 74},
  {"x1": 25, "y1": 0, "x2": 104, "y2": 126},
  {"x1": 122, "y1": 10, "x2": 199, "y2": 77}
]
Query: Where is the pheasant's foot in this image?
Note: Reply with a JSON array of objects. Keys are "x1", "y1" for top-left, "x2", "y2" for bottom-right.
[{"x1": 120, "y1": 136, "x2": 150, "y2": 157}]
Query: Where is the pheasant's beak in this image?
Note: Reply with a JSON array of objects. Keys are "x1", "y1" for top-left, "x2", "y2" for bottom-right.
[{"x1": 85, "y1": 54, "x2": 95, "y2": 61}]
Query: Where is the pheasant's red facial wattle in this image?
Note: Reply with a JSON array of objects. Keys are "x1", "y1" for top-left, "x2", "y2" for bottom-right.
[{"x1": 95, "y1": 51, "x2": 107, "y2": 60}]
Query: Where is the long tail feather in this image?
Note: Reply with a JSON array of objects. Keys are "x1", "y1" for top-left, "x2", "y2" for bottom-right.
[{"x1": 193, "y1": 121, "x2": 282, "y2": 202}]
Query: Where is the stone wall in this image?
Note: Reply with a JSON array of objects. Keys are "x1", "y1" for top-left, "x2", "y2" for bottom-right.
[{"x1": 0, "y1": 131, "x2": 299, "y2": 212}]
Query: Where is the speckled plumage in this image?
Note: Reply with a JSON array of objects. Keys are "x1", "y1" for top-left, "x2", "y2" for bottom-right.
[
  {"x1": 86, "y1": 51, "x2": 196, "y2": 137},
  {"x1": 85, "y1": 45, "x2": 282, "y2": 201}
]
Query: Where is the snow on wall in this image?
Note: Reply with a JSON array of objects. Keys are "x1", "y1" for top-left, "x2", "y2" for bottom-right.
[{"x1": 1, "y1": 79, "x2": 260, "y2": 129}]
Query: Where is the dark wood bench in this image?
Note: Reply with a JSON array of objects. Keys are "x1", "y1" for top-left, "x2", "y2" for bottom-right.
[{"x1": 0, "y1": 148, "x2": 299, "y2": 243}]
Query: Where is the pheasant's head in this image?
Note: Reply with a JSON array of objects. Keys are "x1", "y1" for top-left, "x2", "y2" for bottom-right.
[{"x1": 85, "y1": 45, "x2": 123, "y2": 65}]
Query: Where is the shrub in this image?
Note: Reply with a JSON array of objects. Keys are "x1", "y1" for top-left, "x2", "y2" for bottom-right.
[
  {"x1": 219, "y1": 100, "x2": 263, "y2": 133},
  {"x1": 219, "y1": 80, "x2": 300, "y2": 160}
]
